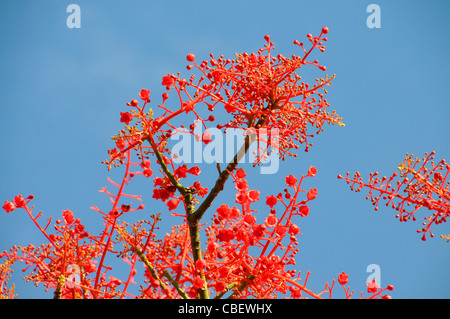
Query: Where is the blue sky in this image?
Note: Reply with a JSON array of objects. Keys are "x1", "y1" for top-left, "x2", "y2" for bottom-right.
[{"x1": 0, "y1": 1, "x2": 449, "y2": 298}]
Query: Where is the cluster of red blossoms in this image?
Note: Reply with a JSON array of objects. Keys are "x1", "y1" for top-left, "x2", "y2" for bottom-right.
[
  {"x1": 0, "y1": 27, "x2": 400, "y2": 299},
  {"x1": 339, "y1": 151, "x2": 449, "y2": 241}
]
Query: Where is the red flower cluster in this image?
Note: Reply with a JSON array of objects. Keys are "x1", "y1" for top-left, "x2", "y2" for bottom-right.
[
  {"x1": 103, "y1": 27, "x2": 343, "y2": 170},
  {"x1": 339, "y1": 151, "x2": 449, "y2": 240}
]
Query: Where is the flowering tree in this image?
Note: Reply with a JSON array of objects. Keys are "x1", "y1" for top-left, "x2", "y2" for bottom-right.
[{"x1": 1, "y1": 26, "x2": 445, "y2": 299}]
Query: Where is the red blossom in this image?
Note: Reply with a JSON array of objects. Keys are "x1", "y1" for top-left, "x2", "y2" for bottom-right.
[
  {"x1": 248, "y1": 190, "x2": 260, "y2": 202},
  {"x1": 299, "y1": 205, "x2": 309, "y2": 217},
  {"x1": 129, "y1": 99, "x2": 138, "y2": 107},
  {"x1": 244, "y1": 213, "x2": 256, "y2": 225},
  {"x1": 288, "y1": 224, "x2": 300, "y2": 236},
  {"x1": 195, "y1": 259, "x2": 206, "y2": 270},
  {"x1": 219, "y1": 267, "x2": 230, "y2": 278},
  {"x1": 338, "y1": 272, "x2": 349, "y2": 285},
  {"x1": 161, "y1": 74, "x2": 174, "y2": 87},
  {"x1": 186, "y1": 53, "x2": 195, "y2": 62},
  {"x1": 275, "y1": 224, "x2": 286, "y2": 237},
  {"x1": 62, "y1": 210, "x2": 75, "y2": 225},
  {"x1": 2, "y1": 201, "x2": 15, "y2": 213},
  {"x1": 188, "y1": 166, "x2": 201, "y2": 176},
  {"x1": 202, "y1": 131, "x2": 212, "y2": 144},
  {"x1": 217, "y1": 204, "x2": 232, "y2": 220},
  {"x1": 193, "y1": 276, "x2": 205, "y2": 289},
  {"x1": 339, "y1": 152, "x2": 449, "y2": 240},
  {"x1": 308, "y1": 166, "x2": 317, "y2": 177},
  {"x1": 252, "y1": 224, "x2": 266, "y2": 238},
  {"x1": 13, "y1": 195, "x2": 26, "y2": 207},
  {"x1": 139, "y1": 88, "x2": 150, "y2": 101},
  {"x1": 140, "y1": 160, "x2": 151, "y2": 169},
  {"x1": 307, "y1": 188, "x2": 318, "y2": 200},
  {"x1": 143, "y1": 169, "x2": 153, "y2": 177},
  {"x1": 167, "y1": 198, "x2": 181, "y2": 211},
  {"x1": 265, "y1": 214, "x2": 278, "y2": 228},
  {"x1": 266, "y1": 195, "x2": 278, "y2": 208},
  {"x1": 235, "y1": 169, "x2": 247, "y2": 179},
  {"x1": 214, "y1": 281, "x2": 227, "y2": 292},
  {"x1": 367, "y1": 279, "x2": 379, "y2": 293},
  {"x1": 115, "y1": 139, "x2": 126, "y2": 150},
  {"x1": 286, "y1": 175, "x2": 298, "y2": 187},
  {"x1": 217, "y1": 228, "x2": 235, "y2": 242},
  {"x1": 175, "y1": 164, "x2": 188, "y2": 178}
]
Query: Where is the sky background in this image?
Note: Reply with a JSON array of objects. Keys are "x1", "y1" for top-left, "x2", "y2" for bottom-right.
[{"x1": 0, "y1": 0, "x2": 449, "y2": 299}]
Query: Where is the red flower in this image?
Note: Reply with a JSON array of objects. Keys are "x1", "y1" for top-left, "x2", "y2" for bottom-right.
[
  {"x1": 167, "y1": 198, "x2": 181, "y2": 211},
  {"x1": 202, "y1": 131, "x2": 212, "y2": 144},
  {"x1": 2, "y1": 201, "x2": 15, "y2": 213},
  {"x1": 13, "y1": 195, "x2": 26, "y2": 207},
  {"x1": 265, "y1": 195, "x2": 278, "y2": 208},
  {"x1": 285, "y1": 175, "x2": 298, "y2": 187},
  {"x1": 235, "y1": 180, "x2": 248, "y2": 192},
  {"x1": 115, "y1": 139, "x2": 126, "y2": 150},
  {"x1": 195, "y1": 259, "x2": 206, "y2": 270},
  {"x1": 308, "y1": 166, "x2": 317, "y2": 177},
  {"x1": 215, "y1": 282, "x2": 227, "y2": 292},
  {"x1": 186, "y1": 53, "x2": 195, "y2": 62},
  {"x1": 338, "y1": 272, "x2": 349, "y2": 285},
  {"x1": 120, "y1": 112, "x2": 133, "y2": 125},
  {"x1": 288, "y1": 224, "x2": 300, "y2": 235},
  {"x1": 219, "y1": 267, "x2": 231, "y2": 278},
  {"x1": 252, "y1": 224, "x2": 266, "y2": 238},
  {"x1": 141, "y1": 160, "x2": 151, "y2": 169},
  {"x1": 248, "y1": 190, "x2": 260, "y2": 202},
  {"x1": 298, "y1": 205, "x2": 309, "y2": 217},
  {"x1": 188, "y1": 166, "x2": 201, "y2": 176},
  {"x1": 235, "y1": 169, "x2": 246, "y2": 179},
  {"x1": 139, "y1": 89, "x2": 150, "y2": 101},
  {"x1": 366, "y1": 279, "x2": 379, "y2": 293},
  {"x1": 193, "y1": 181, "x2": 208, "y2": 197},
  {"x1": 84, "y1": 261, "x2": 97, "y2": 274},
  {"x1": 143, "y1": 169, "x2": 153, "y2": 177},
  {"x1": 264, "y1": 214, "x2": 278, "y2": 228},
  {"x1": 275, "y1": 224, "x2": 286, "y2": 237},
  {"x1": 244, "y1": 214, "x2": 256, "y2": 225},
  {"x1": 217, "y1": 228, "x2": 235, "y2": 242},
  {"x1": 236, "y1": 228, "x2": 249, "y2": 242},
  {"x1": 217, "y1": 204, "x2": 232, "y2": 220},
  {"x1": 236, "y1": 192, "x2": 249, "y2": 205},
  {"x1": 193, "y1": 276, "x2": 205, "y2": 289},
  {"x1": 207, "y1": 242, "x2": 218, "y2": 254},
  {"x1": 307, "y1": 188, "x2": 318, "y2": 200},
  {"x1": 62, "y1": 209, "x2": 75, "y2": 225},
  {"x1": 230, "y1": 206, "x2": 240, "y2": 219},
  {"x1": 153, "y1": 177, "x2": 164, "y2": 187},
  {"x1": 175, "y1": 164, "x2": 188, "y2": 178},
  {"x1": 162, "y1": 74, "x2": 174, "y2": 87},
  {"x1": 153, "y1": 189, "x2": 170, "y2": 201}
]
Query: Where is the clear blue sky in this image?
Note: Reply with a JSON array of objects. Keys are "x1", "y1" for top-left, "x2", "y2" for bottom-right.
[{"x1": 0, "y1": 0, "x2": 449, "y2": 298}]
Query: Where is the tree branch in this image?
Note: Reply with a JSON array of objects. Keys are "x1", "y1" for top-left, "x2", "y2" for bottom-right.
[{"x1": 192, "y1": 117, "x2": 267, "y2": 222}]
